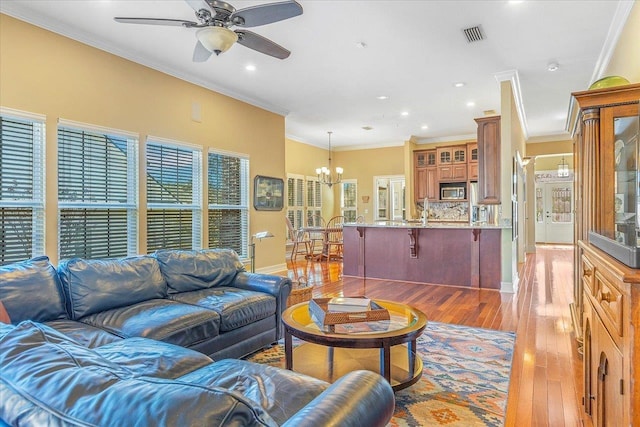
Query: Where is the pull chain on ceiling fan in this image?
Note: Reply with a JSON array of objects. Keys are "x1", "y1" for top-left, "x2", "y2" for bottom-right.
[{"x1": 114, "y1": 0, "x2": 303, "y2": 61}]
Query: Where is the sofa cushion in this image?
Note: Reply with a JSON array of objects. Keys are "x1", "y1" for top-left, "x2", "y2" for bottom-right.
[
  {"x1": 94, "y1": 337, "x2": 213, "y2": 379},
  {"x1": 79, "y1": 299, "x2": 221, "y2": 348},
  {"x1": 154, "y1": 248, "x2": 245, "y2": 294},
  {"x1": 170, "y1": 287, "x2": 276, "y2": 332},
  {"x1": 0, "y1": 256, "x2": 67, "y2": 323},
  {"x1": 45, "y1": 319, "x2": 122, "y2": 348},
  {"x1": 0, "y1": 321, "x2": 278, "y2": 427},
  {"x1": 58, "y1": 255, "x2": 167, "y2": 319},
  {"x1": 179, "y1": 358, "x2": 329, "y2": 426}
]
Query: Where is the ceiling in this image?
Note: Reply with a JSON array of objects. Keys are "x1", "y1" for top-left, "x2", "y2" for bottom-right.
[{"x1": 0, "y1": 0, "x2": 632, "y2": 150}]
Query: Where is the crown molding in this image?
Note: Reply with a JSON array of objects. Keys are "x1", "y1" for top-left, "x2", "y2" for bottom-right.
[
  {"x1": 0, "y1": 7, "x2": 290, "y2": 117},
  {"x1": 494, "y1": 69, "x2": 529, "y2": 140},
  {"x1": 589, "y1": 0, "x2": 635, "y2": 85},
  {"x1": 567, "y1": 0, "x2": 635, "y2": 136},
  {"x1": 413, "y1": 134, "x2": 476, "y2": 145}
]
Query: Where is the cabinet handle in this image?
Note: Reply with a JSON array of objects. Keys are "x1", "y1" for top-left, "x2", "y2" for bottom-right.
[
  {"x1": 583, "y1": 268, "x2": 593, "y2": 277},
  {"x1": 600, "y1": 291, "x2": 614, "y2": 303}
]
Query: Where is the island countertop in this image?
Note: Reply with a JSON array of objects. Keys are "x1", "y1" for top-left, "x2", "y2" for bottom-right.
[
  {"x1": 343, "y1": 223, "x2": 505, "y2": 289},
  {"x1": 344, "y1": 221, "x2": 509, "y2": 230}
]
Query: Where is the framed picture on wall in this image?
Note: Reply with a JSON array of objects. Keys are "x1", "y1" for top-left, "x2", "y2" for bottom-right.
[{"x1": 253, "y1": 175, "x2": 284, "y2": 211}]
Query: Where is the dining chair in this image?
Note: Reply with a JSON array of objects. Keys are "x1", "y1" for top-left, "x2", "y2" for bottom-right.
[
  {"x1": 306, "y1": 214, "x2": 326, "y2": 257},
  {"x1": 285, "y1": 217, "x2": 312, "y2": 261},
  {"x1": 323, "y1": 215, "x2": 345, "y2": 261}
]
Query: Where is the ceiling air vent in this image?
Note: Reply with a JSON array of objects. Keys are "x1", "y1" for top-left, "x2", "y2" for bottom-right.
[
  {"x1": 362, "y1": 126, "x2": 373, "y2": 131},
  {"x1": 462, "y1": 25, "x2": 484, "y2": 43}
]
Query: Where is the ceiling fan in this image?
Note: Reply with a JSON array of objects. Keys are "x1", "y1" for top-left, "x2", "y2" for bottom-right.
[{"x1": 114, "y1": 0, "x2": 303, "y2": 61}]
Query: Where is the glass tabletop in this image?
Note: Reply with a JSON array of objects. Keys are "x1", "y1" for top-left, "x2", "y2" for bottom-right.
[{"x1": 283, "y1": 299, "x2": 427, "y2": 338}]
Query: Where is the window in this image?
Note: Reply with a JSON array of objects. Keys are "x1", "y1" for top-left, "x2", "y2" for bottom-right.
[
  {"x1": 58, "y1": 121, "x2": 138, "y2": 260},
  {"x1": 341, "y1": 180, "x2": 357, "y2": 222},
  {"x1": 0, "y1": 109, "x2": 45, "y2": 265},
  {"x1": 208, "y1": 149, "x2": 249, "y2": 258},
  {"x1": 146, "y1": 138, "x2": 201, "y2": 252},
  {"x1": 306, "y1": 176, "x2": 322, "y2": 225},
  {"x1": 286, "y1": 174, "x2": 305, "y2": 233}
]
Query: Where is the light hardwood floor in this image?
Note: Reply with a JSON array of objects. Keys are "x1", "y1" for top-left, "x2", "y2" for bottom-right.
[{"x1": 281, "y1": 244, "x2": 583, "y2": 427}]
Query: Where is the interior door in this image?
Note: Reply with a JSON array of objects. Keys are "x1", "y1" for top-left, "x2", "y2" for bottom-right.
[{"x1": 535, "y1": 182, "x2": 574, "y2": 243}]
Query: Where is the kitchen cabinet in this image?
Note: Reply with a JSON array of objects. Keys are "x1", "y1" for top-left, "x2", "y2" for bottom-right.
[
  {"x1": 437, "y1": 164, "x2": 467, "y2": 182},
  {"x1": 437, "y1": 146, "x2": 467, "y2": 182},
  {"x1": 572, "y1": 83, "x2": 640, "y2": 426},
  {"x1": 475, "y1": 116, "x2": 500, "y2": 203},
  {"x1": 467, "y1": 143, "x2": 478, "y2": 181},
  {"x1": 414, "y1": 150, "x2": 437, "y2": 202}
]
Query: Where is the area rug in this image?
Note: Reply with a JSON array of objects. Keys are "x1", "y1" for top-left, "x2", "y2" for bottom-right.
[{"x1": 245, "y1": 321, "x2": 515, "y2": 427}]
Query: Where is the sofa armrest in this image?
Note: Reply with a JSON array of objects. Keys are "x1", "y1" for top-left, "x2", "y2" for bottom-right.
[
  {"x1": 231, "y1": 272, "x2": 291, "y2": 340},
  {"x1": 282, "y1": 370, "x2": 395, "y2": 427}
]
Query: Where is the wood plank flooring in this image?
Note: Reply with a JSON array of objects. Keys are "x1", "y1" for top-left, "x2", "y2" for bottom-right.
[{"x1": 281, "y1": 244, "x2": 583, "y2": 426}]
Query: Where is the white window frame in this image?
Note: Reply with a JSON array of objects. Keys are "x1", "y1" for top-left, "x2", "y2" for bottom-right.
[
  {"x1": 0, "y1": 107, "x2": 45, "y2": 264},
  {"x1": 57, "y1": 119, "x2": 138, "y2": 260},
  {"x1": 286, "y1": 173, "x2": 305, "y2": 234},
  {"x1": 207, "y1": 148, "x2": 249, "y2": 259},
  {"x1": 341, "y1": 179, "x2": 358, "y2": 222},
  {"x1": 146, "y1": 136, "x2": 202, "y2": 252}
]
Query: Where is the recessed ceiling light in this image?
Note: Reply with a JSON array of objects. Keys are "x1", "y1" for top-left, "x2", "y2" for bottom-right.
[
  {"x1": 377, "y1": 95, "x2": 389, "y2": 100},
  {"x1": 421, "y1": 125, "x2": 429, "y2": 130},
  {"x1": 466, "y1": 101, "x2": 475, "y2": 107},
  {"x1": 355, "y1": 41, "x2": 367, "y2": 49},
  {"x1": 245, "y1": 64, "x2": 256, "y2": 71},
  {"x1": 453, "y1": 82, "x2": 465, "y2": 88},
  {"x1": 401, "y1": 111, "x2": 409, "y2": 116},
  {"x1": 547, "y1": 62, "x2": 559, "y2": 72}
]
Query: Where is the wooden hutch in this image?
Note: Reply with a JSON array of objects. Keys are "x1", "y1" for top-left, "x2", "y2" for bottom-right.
[{"x1": 572, "y1": 83, "x2": 640, "y2": 427}]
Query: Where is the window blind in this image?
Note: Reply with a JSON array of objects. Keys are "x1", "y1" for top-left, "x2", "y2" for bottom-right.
[
  {"x1": 208, "y1": 151, "x2": 248, "y2": 258},
  {"x1": 0, "y1": 113, "x2": 45, "y2": 265},
  {"x1": 58, "y1": 125, "x2": 138, "y2": 260},
  {"x1": 147, "y1": 140, "x2": 201, "y2": 252}
]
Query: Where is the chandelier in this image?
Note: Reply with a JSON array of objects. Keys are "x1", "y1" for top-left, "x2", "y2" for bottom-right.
[
  {"x1": 316, "y1": 131, "x2": 343, "y2": 187},
  {"x1": 558, "y1": 156, "x2": 569, "y2": 177}
]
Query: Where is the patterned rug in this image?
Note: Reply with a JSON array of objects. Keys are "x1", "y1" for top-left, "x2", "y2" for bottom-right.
[{"x1": 245, "y1": 321, "x2": 515, "y2": 426}]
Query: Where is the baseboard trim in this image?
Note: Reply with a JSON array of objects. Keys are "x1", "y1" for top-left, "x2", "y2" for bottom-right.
[
  {"x1": 254, "y1": 263, "x2": 287, "y2": 275},
  {"x1": 501, "y1": 272, "x2": 519, "y2": 294}
]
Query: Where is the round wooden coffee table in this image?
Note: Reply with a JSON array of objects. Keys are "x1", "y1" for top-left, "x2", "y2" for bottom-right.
[{"x1": 281, "y1": 299, "x2": 427, "y2": 391}]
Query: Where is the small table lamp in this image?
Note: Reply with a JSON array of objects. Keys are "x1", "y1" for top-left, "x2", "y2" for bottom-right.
[{"x1": 250, "y1": 231, "x2": 274, "y2": 273}]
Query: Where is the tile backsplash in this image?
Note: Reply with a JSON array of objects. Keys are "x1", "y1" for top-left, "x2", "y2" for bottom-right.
[{"x1": 427, "y1": 201, "x2": 469, "y2": 222}]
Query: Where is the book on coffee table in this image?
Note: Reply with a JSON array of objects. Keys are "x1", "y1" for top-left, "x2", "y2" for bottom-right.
[{"x1": 328, "y1": 297, "x2": 371, "y2": 312}]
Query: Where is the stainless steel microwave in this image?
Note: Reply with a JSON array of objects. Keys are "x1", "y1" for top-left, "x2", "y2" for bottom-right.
[{"x1": 441, "y1": 186, "x2": 466, "y2": 200}]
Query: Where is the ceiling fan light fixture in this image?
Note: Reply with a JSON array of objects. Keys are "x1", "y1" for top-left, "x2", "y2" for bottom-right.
[{"x1": 197, "y1": 26, "x2": 238, "y2": 55}]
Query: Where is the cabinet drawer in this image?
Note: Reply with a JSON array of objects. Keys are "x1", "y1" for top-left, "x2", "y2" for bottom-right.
[
  {"x1": 594, "y1": 271, "x2": 624, "y2": 338},
  {"x1": 581, "y1": 255, "x2": 596, "y2": 296}
]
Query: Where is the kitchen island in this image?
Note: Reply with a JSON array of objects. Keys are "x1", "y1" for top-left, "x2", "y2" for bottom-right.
[{"x1": 343, "y1": 222, "x2": 506, "y2": 289}]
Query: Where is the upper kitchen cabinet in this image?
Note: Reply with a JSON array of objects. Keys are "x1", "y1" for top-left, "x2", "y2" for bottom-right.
[
  {"x1": 414, "y1": 150, "x2": 438, "y2": 202},
  {"x1": 437, "y1": 146, "x2": 467, "y2": 182},
  {"x1": 467, "y1": 143, "x2": 478, "y2": 181},
  {"x1": 475, "y1": 116, "x2": 501, "y2": 204}
]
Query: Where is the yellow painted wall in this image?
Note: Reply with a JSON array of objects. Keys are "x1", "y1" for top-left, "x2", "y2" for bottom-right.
[
  {"x1": 334, "y1": 146, "x2": 405, "y2": 222},
  {"x1": 0, "y1": 14, "x2": 287, "y2": 269},
  {"x1": 534, "y1": 155, "x2": 574, "y2": 171},
  {"x1": 526, "y1": 140, "x2": 573, "y2": 156},
  {"x1": 605, "y1": 1, "x2": 640, "y2": 83}
]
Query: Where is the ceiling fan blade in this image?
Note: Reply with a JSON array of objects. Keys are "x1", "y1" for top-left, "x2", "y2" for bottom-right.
[
  {"x1": 193, "y1": 40, "x2": 213, "y2": 62},
  {"x1": 231, "y1": 0, "x2": 302, "y2": 28},
  {"x1": 236, "y1": 30, "x2": 290, "y2": 59},
  {"x1": 184, "y1": 0, "x2": 211, "y2": 12},
  {"x1": 114, "y1": 17, "x2": 198, "y2": 27}
]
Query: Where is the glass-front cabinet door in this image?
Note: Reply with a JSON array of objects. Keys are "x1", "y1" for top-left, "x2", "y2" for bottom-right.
[{"x1": 601, "y1": 104, "x2": 640, "y2": 246}]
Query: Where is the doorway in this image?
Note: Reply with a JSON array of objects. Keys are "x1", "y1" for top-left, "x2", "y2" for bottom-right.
[
  {"x1": 535, "y1": 182, "x2": 573, "y2": 243},
  {"x1": 374, "y1": 176, "x2": 405, "y2": 221}
]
